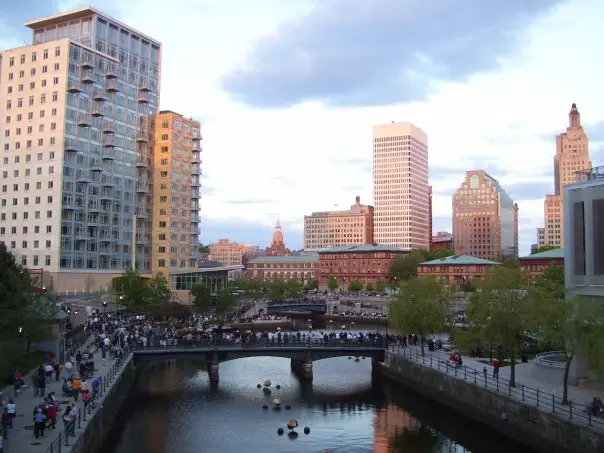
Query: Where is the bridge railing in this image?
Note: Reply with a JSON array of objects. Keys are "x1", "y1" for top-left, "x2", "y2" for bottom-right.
[
  {"x1": 133, "y1": 338, "x2": 388, "y2": 350},
  {"x1": 390, "y1": 344, "x2": 604, "y2": 431}
]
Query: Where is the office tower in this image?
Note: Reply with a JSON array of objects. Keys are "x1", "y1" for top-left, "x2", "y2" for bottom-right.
[
  {"x1": 538, "y1": 103, "x2": 592, "y2": 247},
  {"x1": 453, "y1": 170, "x2": 518, "y2": 260},
  {"x1": 373, "y1": 122, "x2": 429, "y2": 250},
  {"x1": 303, "y1": 196, "x2": 374, "y2": 249},
  {"x1": 428, "y1": 185, "x2": 433, "y2": 248},
  {"x1": 151, "y1": 110, "x2": 202, "y2": 276},
  {"x1": 0, "y1": 8, "x2": 161, "y2": 292}
]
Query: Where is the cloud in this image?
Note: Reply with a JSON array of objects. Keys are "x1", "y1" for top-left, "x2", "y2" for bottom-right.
[
  {"x1": 222, "y1": 198, "x2": 278, "y2": 205},
  {"x1": 587, "y1": 121, "x2": 604, "y2": 142},
  {"x1": 268, "y1": 176, "x2": 293, "y2": 186},
  {"x1": 504, "y1": 180, "x2": 553, "y2": 201},
  {"x1": 220, "y1": 0, "x2": 561, "y2": 108},
  {"x1": 333, "y1": 158, "x2": 371, "y2": 173}
]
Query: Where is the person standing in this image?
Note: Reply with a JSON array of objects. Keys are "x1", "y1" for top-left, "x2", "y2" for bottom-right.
[
  {"x1": 6, "y1": 401, "x2": 15, "y2": 428},
  {"x1": 1, "y1": 409, "x2": 9, "y2": 440},
  {"x1": 33, "y1": 408, "x2": 47, "y2": 438}
]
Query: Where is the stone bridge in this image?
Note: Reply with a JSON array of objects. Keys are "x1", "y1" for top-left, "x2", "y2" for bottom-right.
[{"x1": 132, "y1": 341, "x2": 386, "y2": 381}]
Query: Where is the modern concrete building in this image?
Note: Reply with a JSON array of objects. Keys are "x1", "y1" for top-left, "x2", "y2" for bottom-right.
[
  {"x1": 0, "y1": 7, "x2": 161, "y2": 292},
  {"x1": 373, "y1": 122, "x2": 429, "y2": 250},
  {"x1": 539, "y1": 103, "x2": 592, "y2": 248},
  {"x1": 209, "y1": 239, "x2": 258, "y2": 266},
  {"x1": 151, "y1": 110, "x2": 202, "y2": 276},
  {"x1": 452, "y1": 170, "x2": 518, "y2": 260},
  {"x1": 303, "y1": 196, "x2": 374, "y2": 249},
  {"x1": 564, "y1": 165, "x2": 604, "y2": 299}
]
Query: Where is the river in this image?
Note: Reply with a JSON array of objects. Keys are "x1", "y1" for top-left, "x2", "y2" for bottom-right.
[{"x1": 105, "y1": 356, "x2": 536, "y2": 453}]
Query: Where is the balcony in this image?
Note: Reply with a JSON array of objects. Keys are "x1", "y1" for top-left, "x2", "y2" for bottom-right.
[
  {"x1": 62, "y1": 198, "x2": 75, "y2": 209},
  {"x1": 100, "y1": 191, "x2": 113, "y2": 201},
  {"x1": 136, "y1": 181, "x2": 150, "y2": 193},
  {"x1": 101, "y1": 176, "x2": 116, "y2": 187},
  {"x1": 67, "y1": 81, "x2": 82, "y2": 93},
  {"x1": 191, "y1": 155, "x2": 201, "y2": 164},
  {"x1": 192, "y1": 133, "x2": 202, "y2": 142},
  {"x1": 101, "y1": 149, "x2": 115, "y2": 160},
  {"x1": 138, "y1": 82, "x2": 151, "y2": 92},
  {"x1": 92, "y1": 89, "x2": 108, "y2": 102},
  {"x1": 81, "y1": 69, "x2": 94, "y2": 84},
  {"x1": 105, "y1": 68, "x2": 118, "y2": 79},
  {"x1": 191, "y1": 190, "x2": 200, "y2": 199},
  {"x1": 135, "y1": 207, "x2": 149, "y2": 218},
  {"x1": 137, "y1": 92, "x2": 149, "y2": 104},
  {"x1": 88, "y1": 202, "x2": 101, "y2": 212},
  {"x1": 103, "y1": 137, "x2": 116, "y2": 148},
  {"x1": 101, "y1": 121, "x2": 115, "y2": 134},
  {"x1": 189, "y1": 203, "x2": 199, "y2": 211},
  {"x1": 135, "y1": 155, "x2": 149, "y2": 168},
  {"x1": 136, "y1": 234, "x2": 148, "y2": 244},
  {"x1": 64, "y1": 138, "x2": 80, "y2": 153},
  {"x1": 135, "y1": 131, "x2": 149, "y2": 143},
  {"x1": 105, "y1": 79, "x2": 119, "y2": 92},
  {"x1": 90, "y1": 103, "x2": 104, "y2": 117},
  {"x1": 191, "y1": 165, "x2": 201, "y2": 176},
  {"x1": 90, "y1": 159, "x2": 103, "y2": 172},
  {"x1": 190, "y1": 177, "x2": 200, "y2": 187},
  {"x1": 77, "y1": 116, "x2": 91, "y2": 128},
  {"x1": 192, "y1": 142, "x2": 201, "y2": 152},
  {"x1": 76, "y1": 170, "x2": 92, "y2": 183},
  {"x1": 190, "y1": 214, "x2": 200, "y2": 223}
]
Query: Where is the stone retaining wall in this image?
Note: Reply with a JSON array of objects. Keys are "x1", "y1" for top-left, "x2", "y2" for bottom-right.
[{"x1": 375, "y1": 351, "x2": 603, "y2": 453}]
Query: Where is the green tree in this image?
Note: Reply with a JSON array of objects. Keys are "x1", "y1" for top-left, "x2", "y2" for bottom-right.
[
  {"x1": 536, "y1": 265, "x2": 564, "y2": 298},
  {"x1": 424, "y1": 249, "x2": 455, "y2": 260},
  {"x1": 388, "y1": 277, "x2": 451, "y2": 355},
  {"x1": 365, "y1": 282, "x2": 375, "y2": 292},
  {"x1": 374, "y1": 281, "x2": 387, "y2": 293},
  {"x1": 460, "y1": 265, "x2": 532, "y2": 386},
  {"x1": 148, "y1": 273, "x2": 172, "y2": 306},
  {"x1": 305, "y1": 279, "x2": 319, "y2": 291},
  {"x1": 118, "y1": 268, "x2": 151, "y2": 311},
  {"x1": 241, "y1": 278, "x2": 265, "y2": 301},
  {"x1": 534, "y1": 245, "x2": 559, "y2": 254},
  {"x1": 388, "y1": 249, "x2": 428, "y2": 282},
  {"x1": 284, "y1": 279, "x2": 304, "y2": 298},
  {"x1": 266, "y1": 278, "x2": 286, "y2": 300},
  {"x1": 191, "y1": 284, "x2": 213, "y2": 313},
  {"x1": 327, "y1": 276, "x2": 339, "y2": 291},
  {"x1": 348, "y1": 280, "x2": 363, "y2": 292},
  {"x1": 198, "y1": 244, "x2": 211, "y2": 253},
  {"x1": 215, "y1": 289, "x2": 237, "y2": 316}
]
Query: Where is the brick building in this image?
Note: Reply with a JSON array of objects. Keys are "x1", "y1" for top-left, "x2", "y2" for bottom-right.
[
  {"x1": 245, "y1": 255, "x2": 319, "y2": 282},
  {"x1": 431, "y1": 232, "x2": 454, "y2": 251},
  {"x1": 417, "y1": 254, "x2": 500, "y2": 284},
  {"x1": 318, "y1": 244, "x2": 407, "y2": 288},
  {"x1": 518, "y1": 248, "x2": 564, "y2": 280}
]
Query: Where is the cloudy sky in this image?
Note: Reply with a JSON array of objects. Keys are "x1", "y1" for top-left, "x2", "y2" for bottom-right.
[{"x1": 3, "y1": 0, "x2": 604, "y2": 255}]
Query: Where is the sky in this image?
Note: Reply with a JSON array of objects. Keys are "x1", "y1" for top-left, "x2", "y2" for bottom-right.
[{"x1": 2, "y1": 0, "x2": 604, "y2": 255}]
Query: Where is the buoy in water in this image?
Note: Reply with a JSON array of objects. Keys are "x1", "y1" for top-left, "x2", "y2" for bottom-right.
[
  {"x1": 304, "y1": 427, "x2": 310, "y2": 434},
  {"x1": 276, "y1": 384, "x2": 281, "y2": 390},
  {"x1": 257, "y1": 384, "x2": 262, "y2": 389},
  {"x1": 262, "y1": 404, "x2": 268, "y2": 410},
  {"x1": 277, "y1": 428, "x2": 284, "y2": 435},
  {"x1": 285, "y1": 404, "x2": 291, "y2": 410},
  {"x1": 348, "y1": 357, "x2": 352, "y2": 359},
  {"x1": 288, "y1": 431, "x2": 298, "y2": 439}
]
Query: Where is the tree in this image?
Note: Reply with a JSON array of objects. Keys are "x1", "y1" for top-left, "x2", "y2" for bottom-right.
[
  {"x1": 240, "y1": 278, "x2": 265, "y2": 301},
  {"x1": 118, "y1": 268, "x2": 151, "y2": 311},
  {"x1": 374, "y1": 281, "x2": 387, "y2": 293},
  {"x1": 534, "y1": 245, "x2": 559, "y2": 254},
  {"x1": 327, "y1": 276, "x2": 339, "y2": 291},
  {"x1": 304, "y1": 280, "x2": 319, "y2": 292},
  {"x1": 148, "y1": 274, "x2": 172, "y2": 306},
  {"x1": 388, "y1": 250, "x2": 425, "y2": 282},
  {"x1": 388, "y1": 277, "x2": 451, "y2": 355},
  {"x1": 536, "y1": 265, "x2": 564, "y2": 298},
  {"x1": 348, "y1": 280, "x2": 363, "y2": 292},
  {"x1": 191, "y1": 284, "x2": 213, "y2": 313},
  {"x1": 198, "y1": 244, "x2": 211, "y2": 253},
  {"x1": 266, "y1": 278, "x2": 286, "y2": 300},
  {"x1": 459, "y1": 265, "x2": 532, "y2": 386},
  {"x1": 284, "y1": 279, "x2": 304, "y2": 299},
  {"x1": 215, "y1": 289, "x2": 237, "y2": 316},
  {"x1": 365, "y1": 282, "x2": 375, "y2": 292}
]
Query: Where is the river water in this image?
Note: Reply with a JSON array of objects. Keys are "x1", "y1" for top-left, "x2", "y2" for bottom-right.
[{"x1": 106, "y1": 356, "x2": 536, "y2": 453}]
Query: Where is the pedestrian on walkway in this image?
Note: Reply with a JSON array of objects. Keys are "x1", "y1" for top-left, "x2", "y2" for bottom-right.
[
  {"x1": 62, "y1": 405, "x2": 74, "y2": 437},
  {"x1": 54, "y1": 363, "x2": 61, "y2": 381},
  {"x1": 492, "y1": 359, "x2": 500, "y2": 378},
  {"x1": 1, "y1": 409, "x2": 9, "y2": 440},
  {"x1": 46, "y1": 403, "x2": 57, "y2": 430},
  {"x1": 0, "y1": 432, "x2": 4, "y2": 453},
  {"x1": 72, "y1": 376, "x2": 81, "y2": 401},
  {"x1": 6, "y1": 400, "x2": 15, "y2": 428},
  {"x1": 33, "y1": 408, "x2": 47, "y2": 438}
]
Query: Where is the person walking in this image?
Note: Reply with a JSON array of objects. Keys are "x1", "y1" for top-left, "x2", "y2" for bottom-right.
[
  {"x1": 6, "y1": 401, "x2": 15, "y2": 428},
  {"x1": 1, "y1": 409, "x2": 9, "y2": 440},
  {"x1": 33, "y1": 408, "x2": 47, "y2": 438}
]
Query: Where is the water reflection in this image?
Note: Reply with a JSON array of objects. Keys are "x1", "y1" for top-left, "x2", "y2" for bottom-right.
[{"x1": 107, "y1": 357, "x2": 534, "y2": 453}]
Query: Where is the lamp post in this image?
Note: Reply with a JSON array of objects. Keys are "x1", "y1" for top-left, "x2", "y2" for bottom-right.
[
  {"x1": 118, "y1": 295, "x2": 124, "y2": 313},
  {"x1": 102, "y1": 301, "x2": 107, "y2": 315},
  {"x1": 329, "y1": 319, "x2": 333, "y2": 331}
]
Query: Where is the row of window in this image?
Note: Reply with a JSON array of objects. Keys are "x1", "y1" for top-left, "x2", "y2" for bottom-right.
[
  {"x1": 6, "y1": 88, "x2": 60, "y2": 110},
  {"x1": 0, "y1": 209, "x2": 54, "y2": 220},
  {"x1": 157, "y1": 259, "x2": 196, "y2": 268},
  {"x1": 1, "y1": 225, "x2": 52, "y2": 235},
  {"x1": 2, "y1": 165, "x2": 55, "y2": 178},
  {"x1": 2, "y1": 238, "x2": 52, "y2": 249},
  {"x1": 7, "y1": 47, "x2": 61, "y2": 67},
  {"x1": 6, "y1": 71, "x2": 60, "y2": 94}
]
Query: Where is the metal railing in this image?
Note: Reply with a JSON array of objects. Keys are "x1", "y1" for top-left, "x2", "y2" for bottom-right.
[
  {"x1": 42, "y1": 352, "x2": 132, "y2": 453},
  {"x1": 136, "y1": 338, "x2": 388, "y2": 351},
  {"x1": 389, "y1": 344, "x2": 604, "y2": 430}
]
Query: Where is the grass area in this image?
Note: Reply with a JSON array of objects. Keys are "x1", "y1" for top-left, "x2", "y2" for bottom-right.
[{"x1": 0, "y1": 347, "x2": 47, "y2": 387}]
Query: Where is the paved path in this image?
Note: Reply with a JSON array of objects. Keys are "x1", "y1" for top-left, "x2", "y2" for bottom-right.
[
  {"x1": 389, "y1": 344, "x2": 604, "y2": 432},
  {"x1": 2, "y1": 337, "x2": 129, "y2": 453}
]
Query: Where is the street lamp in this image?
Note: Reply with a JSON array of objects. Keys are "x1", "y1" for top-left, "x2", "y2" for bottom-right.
[
  {"x1": 18, "y1": 326, "x2": 23, "y2": 334},
  {"x1": 329, "y1": 319, "x2": 333, "y2": 331},
  {"x1": 102, "y1": 301, "x2": 107, "y2": 315},
  {"x1": 118, "y1": 295, "x2": 124, "y2": 313}
]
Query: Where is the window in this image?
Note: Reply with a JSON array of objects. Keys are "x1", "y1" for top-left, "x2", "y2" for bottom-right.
[
  {"x1": 55, "y1": 46, "x2": 61, "y2": 57},
  {"x1": 161, "y1": 134, "x2": 168, "y2": 140},
  {"x1": 162, "y1": 120, "x2": 169, "y2": 128},
  {"x1": 45, "y1": 255, "x2": 51, "y2": 266},
  {"x1": 158, "y1": 259, "x2": 166, "y2": 267},
  {"x1": 43, "y1": 49, "x2": 49, "y2": 59},
  {"x1": 593, "y1": 198, "x2": 604, "y2": 275},
  {"x1": 572, "y1": 201, "x2": 586, "y2": 276},
  {"x1": 470, "y1": 175, "x2": 480, "y2": 189}
]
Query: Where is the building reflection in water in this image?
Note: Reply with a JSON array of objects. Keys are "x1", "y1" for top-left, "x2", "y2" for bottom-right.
[{"x1": 374, "y1": 405, "x2": 469, "y2": 453}]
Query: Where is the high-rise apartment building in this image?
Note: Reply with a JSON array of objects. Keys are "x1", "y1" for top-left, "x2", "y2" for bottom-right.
[
  {"x1": 373, "y1": 122, "x2": 429, "y2": 250},
  {"x1": 151, "y1": 110, "x2": 202, "y2": 276},
  {"x1": 209, "y1": 239, "x2": 258, "y2": 266},
  {"x1": 303, "y1": 196, "x2": 374, "y2": 249},
  {"x1": 452, "y1": 170, "x2": 518, "y2": 260},
  {"x1": 0, "y1": 8, "x2": 161, "y2": 291},
  {"x1": 538, "y1": 103, "x2": 592, "y2": 247}
]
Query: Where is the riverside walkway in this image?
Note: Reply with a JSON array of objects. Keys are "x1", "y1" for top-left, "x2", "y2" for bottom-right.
[
  {"x1": 1, "y1": 340, "x2": 131, "y2": 453},
  {"x1": 389, "y1": 344, "x2": 604, "y2": 432}
]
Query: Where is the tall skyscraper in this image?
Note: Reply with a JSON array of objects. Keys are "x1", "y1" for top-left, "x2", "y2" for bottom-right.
[
  {"x1": 303, "y1": 196, "x2": 374, "y2": 249},
  {"x1": 452, "y1": 170, "x2": 518, "y2": 260},
  {"x1": 0, "y1": 8, "x2": 161, "y2": 291},
  {"x1": 538, "y1": 103, "x2": 592, "y2": 247},
  {"x1": 151, "y1": 110, "x2": 201, "y2": 276},
  {"x1": 373, "y1": 122, "x2": 429, "y2": 250}
]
